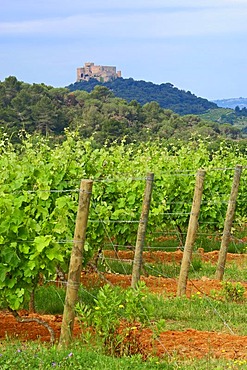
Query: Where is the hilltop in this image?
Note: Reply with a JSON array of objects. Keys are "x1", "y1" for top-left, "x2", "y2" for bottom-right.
[
  {"x1": 67, "y1": 77, "x2": 247, "y2": 132},
  {"x1": 67, "y1": 77, "x2": 218, "y2": 116},
  {"x1": 0, "y1": 76, "x2": 241, "y2": 145},
  {"x1": 212, "y1": 97, "x2": 247, "y2": 109}
]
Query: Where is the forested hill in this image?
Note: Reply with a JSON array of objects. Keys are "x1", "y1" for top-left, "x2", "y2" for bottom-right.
[
  {"x1": 67, "y1": 77, "x2": 218, "y2": 115},
  {"x1": 0, "y1": 76, "x2": 241, "y2": 145}
]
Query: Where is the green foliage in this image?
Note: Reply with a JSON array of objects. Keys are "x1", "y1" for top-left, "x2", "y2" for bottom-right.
[
  {"x1": 2, "y1": 282, "x2": 247, "y2": 368},
  {"x1": 76, "y1": 282, "x2": 154, "y2": 356},
  {"x1": 31, "y1": 285, "x2": 66, "y2": 314},
  {"x1": 191, "y1": 257, "x2": 203, "y2": 272},
  {"x1": 210, "y1": 281, "x2": 246, "y2": 303},
  {"x1": 0, "y1": 341, "x2": 171, "y2": 370},
  {"x1": 0, "y1": 77, "x2": 69, "y2": 142},
  {"x1": 0, "y1": 134, "x2": 83, "y2": 309},
  {"x1": 221, "y1": 281, "x2": 245, "y2": 302},
  {"x1": 200, "y1": 108, "x2": 247, "y2": 135},
  {"x1": 0, "y1": 76, "x2": 242, "y2": 146},
  {"x1": 68, "y1": 77, "x2": 217, "y2": 115},
  {"x1": 0, "y1": 342, "x2": 244, "y2": 370},
  {"x1": 0, "y1": 134, "x2": 247, "y2": 310}
]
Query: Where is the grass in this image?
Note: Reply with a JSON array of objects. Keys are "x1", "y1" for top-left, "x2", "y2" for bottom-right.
[
  {"x1": 30, "y1": 282, "x2": 247, "y2": 336},
  {"x1": 147, "y1": 236, "x2": 246, "y2": 254},
  {"x1": 145, "y1": 225, "x2": 247, "y2": 254},
  {"x1": 1, "y1": 341, "x2": 243, "y2": 370},
  {"x1": 2, "y1": 228, "x2": 247, "y2": 370},
  {"x1": 98, "y1": 256, "x2": 247, "y2": 281},
  {"x1": 98, "y1": 258, "x2": 134, "y2": 275},
  {"x1": 0, "y1": 335, "x2": 246, "y2": 370},
  {"x1": 2, "y1": 280, "x2": 247, "y2": 369},
  {"x1": 0, "y1": 341, "x2": 172, "y2": 370},
  {"x1": 21, "y1": 252, "x2": 247, "y2": 338},
  {"x1": 152, "y1": 294, "x2": 247, "y2": 335},
  {"x1": 145, "y1": 263, "x2": 181, "y2": 278},
  {"x1": 24, "y1": 285, "x2": 100, "y2": 315},
  {"x1": 32, "y1": 285, "x2": 66, "y2": 314}
]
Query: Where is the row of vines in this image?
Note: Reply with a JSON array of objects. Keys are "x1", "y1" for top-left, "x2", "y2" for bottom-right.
[{"x1": 0, "y1": 133, "x2": 247, "y2": 310}]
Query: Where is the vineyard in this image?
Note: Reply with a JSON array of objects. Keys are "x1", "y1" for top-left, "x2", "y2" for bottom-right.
[{"x1": 1, "y1": 133, "x2": 247, "y2": 369}]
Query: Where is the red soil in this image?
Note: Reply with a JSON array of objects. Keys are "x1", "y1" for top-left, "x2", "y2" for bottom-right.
[{"x1": 1, "y1": 250, "x2": 247, "y2": 360}]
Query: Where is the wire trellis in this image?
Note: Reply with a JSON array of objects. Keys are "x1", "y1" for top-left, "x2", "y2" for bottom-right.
[{"x1": 1, "y1": 165, "x2": 247, "y2": 361}]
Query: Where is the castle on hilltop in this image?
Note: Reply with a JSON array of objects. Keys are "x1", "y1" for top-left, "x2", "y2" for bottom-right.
[{"x1": 76, "y1": 62, "x2": 121, "y2": 83}]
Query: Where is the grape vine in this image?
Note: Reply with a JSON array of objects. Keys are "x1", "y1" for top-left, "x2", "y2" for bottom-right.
[{"x1": 0, "y1": 133, "x2": 246, "y2": 309}]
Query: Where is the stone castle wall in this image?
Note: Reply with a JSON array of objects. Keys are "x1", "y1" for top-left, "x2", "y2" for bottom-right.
[{"x1": 77, "y1": 62, "x2": 121, "y2": 82}]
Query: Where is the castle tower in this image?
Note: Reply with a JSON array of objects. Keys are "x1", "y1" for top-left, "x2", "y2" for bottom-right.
[{"x1": 76, "y1": 62, "x2": 121, "y2": 82}]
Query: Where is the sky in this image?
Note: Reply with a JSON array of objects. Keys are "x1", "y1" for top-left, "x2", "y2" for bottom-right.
[{"x1": 1, "y1": 0, "x2": 247, "y2": 100}]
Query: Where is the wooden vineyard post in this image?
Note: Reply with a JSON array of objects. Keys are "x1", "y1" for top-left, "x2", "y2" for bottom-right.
[
  {"x1": 177, "y1": 169, "x2": 206, "y2": 297},
  {"x1": 215, "y1": 165, "x2": 242, "y2": 281},
  {"x1": 131, "y1": 173, "x2": 154, "y2": 289},
  {"x1": 59, "y1": 179, "x2": 93, "y2": 347}
]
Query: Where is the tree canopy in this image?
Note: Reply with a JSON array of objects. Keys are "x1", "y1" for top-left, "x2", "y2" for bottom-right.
[
  {"x1": 0, "y1": 76, "x2": 243, "y2": 146},
  {"x1": 67, "y1": 77, "x2": 218, "y2": 115}
]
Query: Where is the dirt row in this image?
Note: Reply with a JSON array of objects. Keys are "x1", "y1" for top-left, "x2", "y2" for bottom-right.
[
  {"x1": 103, "y1": 248, "x2": 247, "y2": 265},
  {"x1": 1, "y1": 309, "x2": 247, "y2": 360},
  {"x1": 1, "y1": 250, "x2": 247, "y2": 360}
]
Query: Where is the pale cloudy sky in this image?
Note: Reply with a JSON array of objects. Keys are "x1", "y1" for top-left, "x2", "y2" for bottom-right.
[{"x1": 1, "y1": 0, "x2": 247, "y2": 100}]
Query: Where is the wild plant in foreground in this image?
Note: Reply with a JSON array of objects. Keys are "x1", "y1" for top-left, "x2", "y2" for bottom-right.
[{"x1": 76, "y1": 282, "x2": 159, "y2": 357}]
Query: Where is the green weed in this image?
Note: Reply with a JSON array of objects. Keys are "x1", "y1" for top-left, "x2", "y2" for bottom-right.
[
  {"x1": 221, "y1": 281, "x2": 245, "y2": 302},
  {"x1": 76, "y1": 282, "x2": 155, "y2": 357}
]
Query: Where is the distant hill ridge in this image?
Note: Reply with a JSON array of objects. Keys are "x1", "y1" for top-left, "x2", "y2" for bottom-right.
[
  {"x1": 67, "y1": 77, "x2": 218, "y2": 116},
  {"x1": 212, "y1": 98, "x2": 247, "y2": 109}
]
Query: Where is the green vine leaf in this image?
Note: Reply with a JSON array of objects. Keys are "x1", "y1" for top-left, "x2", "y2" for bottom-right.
[{"x1": 34, "y1": 235, "x2": 52, "y2": 253}]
